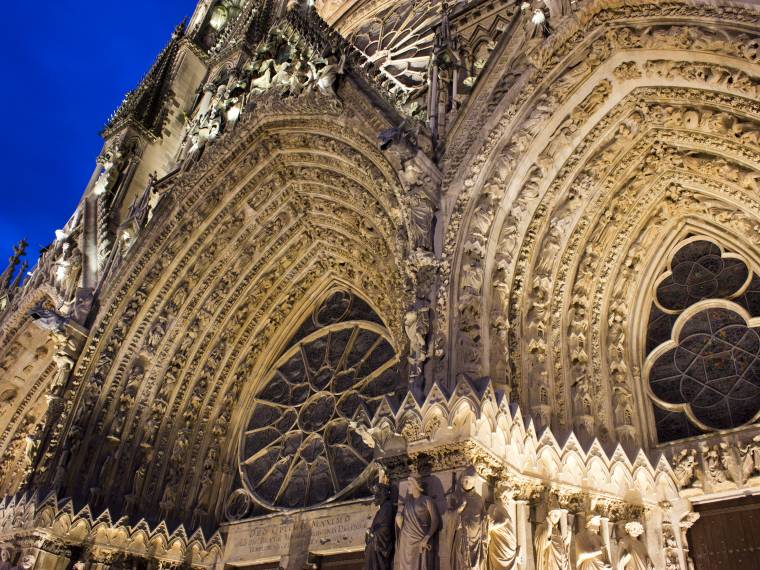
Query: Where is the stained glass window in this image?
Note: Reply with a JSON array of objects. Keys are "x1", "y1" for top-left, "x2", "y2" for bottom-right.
[
  {"x1": 646, "y1": 240, "x2": 760, "y2": 442},
  {"x1": 239, "y1": 291, "x2": 399, "y2": 509}
]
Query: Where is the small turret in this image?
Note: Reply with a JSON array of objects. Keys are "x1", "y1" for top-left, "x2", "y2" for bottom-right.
[
  {"x1": 0, "y1": 240, "x2": 28, "y2": 291},
  {"x1": 0, "y1": 240, "x2": 28, "y2": 311}
]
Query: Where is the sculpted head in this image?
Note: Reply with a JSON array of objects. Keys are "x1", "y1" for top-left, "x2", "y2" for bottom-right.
[
  {"x1": 460, "y1": 472, "x2": 477, "y2": 492},
  {"x1": 586, "y1": 515, "x2": 601, "y2": 531},
  {"x1": 373, "y1": 483, "x2": 390, "y2": 505},
  {"x1": 548, "y1": 509, "x2": 563, "y2": 524},
  {"x1": 0, "y1": 549, "x2": 9, "y2": 562},
  {"x1": 498, "y1": 486, "x2": 515, "y2": 504},
  {"x1": 625, "y1": 521, "x2": 645, "y2": 538},
  {"x1": 407, "y1": 476, "x2": 424, "y2": 496},
  {"x1": 20, "y1": 554, "x2": 35, "y2": 570}
]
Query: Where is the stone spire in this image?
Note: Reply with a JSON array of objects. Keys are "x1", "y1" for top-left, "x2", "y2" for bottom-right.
[
  {"x1": 0, "y1": 240, "x2": 28, "y2": 292},
  {"x1": 102, "y1": 21, "x2": 187, "y2": 138}
]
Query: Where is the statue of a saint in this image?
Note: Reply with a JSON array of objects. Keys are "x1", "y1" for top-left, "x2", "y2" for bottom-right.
[
  {"x1": 486, "y1": 488, "x2": 521, "y2": 570},
  {"x1": 617, "y1": 522, "x2": 654, "y2": 570},
  {"x1": 395, "y1": 477, "x2": 440, "y2": 570},
  {"x1": 0, "y1": 549, "x2": 13, "y2": 570},
  {"x1": 450, "y1": 473, "x2": 486, "y2": 570},
  {"x1": 534, "y1": 509, "x2": 571, "y2": 570},
  {"x1": 574, "y1": 516, "x2": 611, "y2": 570},
  {"x1": 440, "y1": 494, "x2": 460, "y2": 570},
  {"x1": 365, "y1": 483, "x2": 395, "y2": 570}
]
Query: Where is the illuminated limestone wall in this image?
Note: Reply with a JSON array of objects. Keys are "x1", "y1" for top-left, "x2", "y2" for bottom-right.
[{"x1": 0, "y1": 0, "x2": 758, "y2": 568}]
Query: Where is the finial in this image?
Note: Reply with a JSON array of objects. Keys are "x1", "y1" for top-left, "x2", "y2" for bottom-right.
[{"x1": 0, "y1": 239, "x2": 28, "y2": 291}]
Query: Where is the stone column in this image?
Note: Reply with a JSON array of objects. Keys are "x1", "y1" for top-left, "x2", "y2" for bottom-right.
[
  {"x1": 515, "y1": 500, "x2": 534, "y2": 570},
  {"x1": 679, "y1": 513, "x2": 699, "y2": 570},
  {"x1": 644, "y1": 508, "x2": 663, "y2": 570},
  {"x1": 599, "y1": 516, "x2": 612, "y2": 564}
]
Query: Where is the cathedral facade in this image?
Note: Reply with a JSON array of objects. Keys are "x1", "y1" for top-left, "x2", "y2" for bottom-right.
[{"x1": 1, "y1": 0, "x2": 760, "y2": 568}]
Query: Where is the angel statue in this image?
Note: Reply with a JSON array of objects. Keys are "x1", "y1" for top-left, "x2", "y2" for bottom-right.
[{"x1": 309, "y1": 52, "x2": 346, "y2": 97}]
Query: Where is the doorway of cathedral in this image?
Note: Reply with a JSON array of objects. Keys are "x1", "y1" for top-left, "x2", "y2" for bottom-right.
[{"x1": 689, "y1": 495, "x2": 760, "y2": 569}]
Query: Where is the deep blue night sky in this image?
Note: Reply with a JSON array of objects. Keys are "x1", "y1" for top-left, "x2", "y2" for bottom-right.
[{"x1": 0, "y1": 1, "x2": 197, "y2": 267}]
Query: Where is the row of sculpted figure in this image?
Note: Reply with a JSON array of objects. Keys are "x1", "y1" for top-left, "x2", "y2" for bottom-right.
[
  {"x1": 0, "y1": 550, "x2": 35, "y2": 570},
  {"x1": 364, "y1": 474, "x2": 655, "y2": 570}
]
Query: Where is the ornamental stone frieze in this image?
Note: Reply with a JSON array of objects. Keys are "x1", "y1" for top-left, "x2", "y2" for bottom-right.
[
  {"x1": 221, "y1": 376, "x2": 697, "y2": 569},
  {"x1": 0, "y1": 493, "x2": 222, "y2": 569},
  {"x1": 2, "y1": 0, "x2": 760, "y2": 568}
]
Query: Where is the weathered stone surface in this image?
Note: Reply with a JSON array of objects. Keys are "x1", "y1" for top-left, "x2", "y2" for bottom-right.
[{"x1": 0, "y1": 0, "x2": 759, "y2": 568}]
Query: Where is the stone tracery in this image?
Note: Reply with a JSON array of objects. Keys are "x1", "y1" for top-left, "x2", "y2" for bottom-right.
[
  {"x1": 240, "y1": 290, "x2": 400, "y2": 509},
  {"x1": 1, "y1": 0, "x2": 760, "y2": 568}
]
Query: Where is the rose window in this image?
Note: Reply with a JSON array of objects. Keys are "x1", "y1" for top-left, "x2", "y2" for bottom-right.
[
  {"x1": 646, "y1": 240, "x2": 760, "y2": 442},
  {"x1": 239, "y1": 292, "x2": 399, "y2": 510},
  {"x1": 649, "y1": 308, "x2": 760, "y2": 429},
  {"x1": 655, "y1": 241, "x2": 749, "y2": 311},
  {"x1": 349, "y1": 1, "x2": 440, "y2": 103}
]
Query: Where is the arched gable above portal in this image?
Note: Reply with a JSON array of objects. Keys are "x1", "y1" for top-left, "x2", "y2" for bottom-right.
[{"x1": 435, "y1": 0, "x2": 760, "y2": 450}]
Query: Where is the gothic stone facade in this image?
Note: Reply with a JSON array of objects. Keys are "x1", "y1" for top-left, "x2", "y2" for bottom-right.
[{"x1": 1, "y1": 0, "x2": 760, "y2": 568}]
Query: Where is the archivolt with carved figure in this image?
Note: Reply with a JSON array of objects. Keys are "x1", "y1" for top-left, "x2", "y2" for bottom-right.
[
  {"x1": 0, "y1": 0, "x2": 758, "y2": 568},
  {"x1": 445, "y1": 2, "x2": 760, "y2": 453}
]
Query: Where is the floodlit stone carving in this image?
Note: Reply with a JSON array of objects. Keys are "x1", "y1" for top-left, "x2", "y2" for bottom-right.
[
  {"x1": 485, "y1": 488, "x2": 521, "y2": 570},
  {"x1": 575, "y1": 516, "x2": 611, "y2": 570},
  {"x1": 1, "y1": 0, "x2": 759, "y2": 567},
  {"x1": 0, "y1": 548, "x2": 11, "y2": 570},
  {"x1": 364, "y1": 480, "x2": 395, "y2": 570},
  {"x1": 446, "y1": 471, "x2": 486, "y2": 570},
  {"x1": 535, "y1": 508, "x2": 571, "y2": 570},
  {"x1": 395, "y1": 477, "x2": 440, "y2": 570},
  {"x1": 617, "y1": 522, "x2": 654, "y2": 570}
]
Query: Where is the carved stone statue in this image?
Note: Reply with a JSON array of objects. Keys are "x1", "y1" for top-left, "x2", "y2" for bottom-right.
[
  {"x1": 22, "y1": 424, "x2": 42, "y2": 473},
  {"x1": 671, "y1": 449, "x2": 697, "y2": 489},
  {"x1": 309, "y1": 52, "x2": 346, "y2": 97},
  {"x1": 486, "y1": 489, "x2": 521, "y2": 570},
  {"x1": 12, "y1": 554, "x2": 35, "y2": 570},
  {"x1": 535, "y1": 509, "x2": 571, "y2": 570},
  {"x1": 740, "y1": 435, "x2": 760, "y2": 481},
  {"x1": 449, "y1": 473, "x2": 486, "y2": 570},
  {"x1": 440, "y1": 494, "x2": 460, "y2": 570},
  {"x1": 395, "y1": 477, "x2": 440, "y2": 570},
  {"x1": 365, "y1": 483, "x2": 395, "y2": 570},
  {"x1": 617, "y1": 522, "x2": 654, "y2": 570},
  {"x1": 132, "y1": 459, "x2": 147, "y2": 497},
  {"x1": 574, "y1": 516, "x2": 611, "y2": 570},
  {"x1": 404, "y1": 308, "x2": 429, "y2": 378},
  {"x1": 0, "y1": 549, "x2": 13, "y2": 570}
]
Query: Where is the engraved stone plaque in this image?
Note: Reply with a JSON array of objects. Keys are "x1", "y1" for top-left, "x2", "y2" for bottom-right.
[{"x1": 222, "y1": 501, "x2": 375, "y2": 567}]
